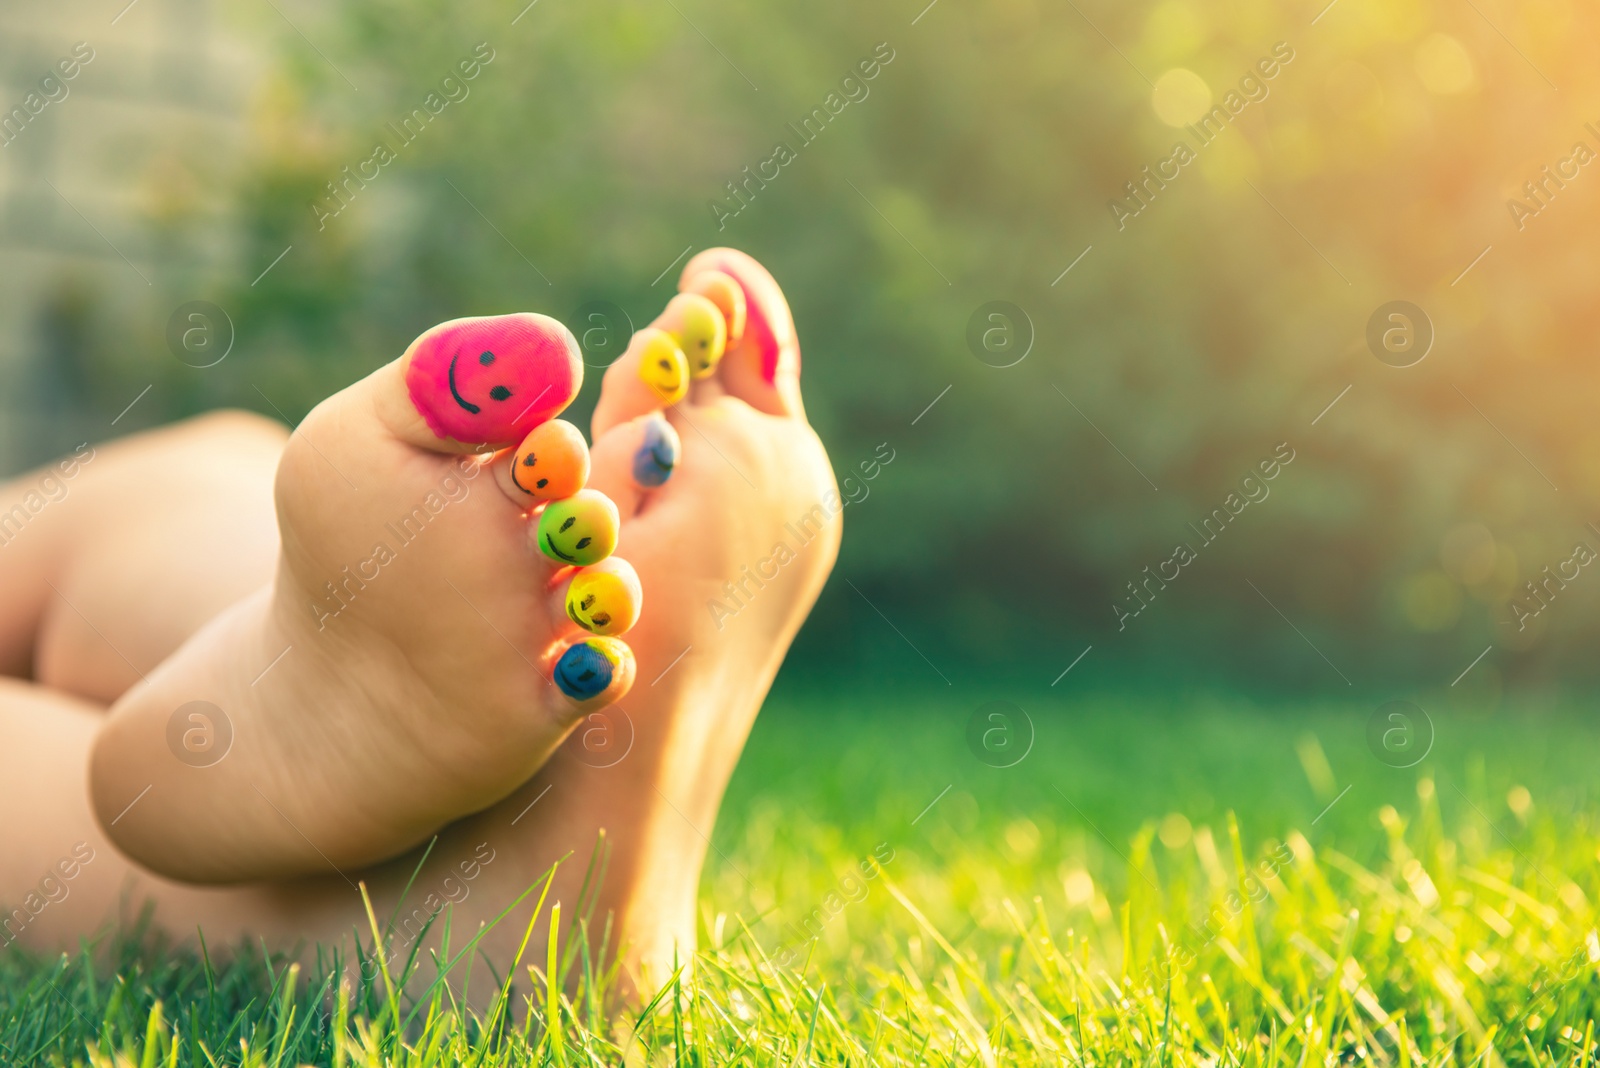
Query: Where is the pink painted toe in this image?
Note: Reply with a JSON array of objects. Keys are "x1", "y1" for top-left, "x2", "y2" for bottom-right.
[{"x1": 405, "y1": 314, "x2": 582, "y2": 445}]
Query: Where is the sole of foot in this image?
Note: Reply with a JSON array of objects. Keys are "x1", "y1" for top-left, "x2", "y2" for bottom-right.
[{"x1": 90, "y1": 313, "x2": 656, "y2": 883}]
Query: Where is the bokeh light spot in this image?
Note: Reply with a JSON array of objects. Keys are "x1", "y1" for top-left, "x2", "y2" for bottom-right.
[
  {"x1": 1152, "y1": 68, "x2": 1212, "y2": 127},
  {"x1": 1063, "y1": 870, "x2": 1095, "y2": 907},
  {"x1": 1158, "y1": 812, "x2": 1193, "y2": 849},
  {"x1": 1415, "y1": 33, "x2": 1476, "y2": 94}
]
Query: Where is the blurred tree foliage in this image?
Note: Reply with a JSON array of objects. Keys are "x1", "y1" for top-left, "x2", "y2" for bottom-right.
[{"x1": 48, "y1": 0, "x2": 1600, "y2": 696}]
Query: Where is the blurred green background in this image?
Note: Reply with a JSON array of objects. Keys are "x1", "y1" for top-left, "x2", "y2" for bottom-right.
[{"x1": 5, "y1": 0, "x2": 1600, "y2": 698}]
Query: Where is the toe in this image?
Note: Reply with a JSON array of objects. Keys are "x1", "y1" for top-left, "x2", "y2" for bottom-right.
[
  {"x1": 493, "y1": 418, "x2": 591, "y2": 505},
  {"x1": 678, "y1": 248, "x2": 803, "y2": 420},
  {"x1": 591, "y1": 285, "x2": 748, "y2": 440},
  {"x1": 534, "y1": 488, "x2": 619, "y2": 567},
  {"x1": 587, "y1": 411, "x2": 682, "y2": 517},
  {"x1": 374, "y1": 313, "x2": 583, "y2": 453},
  {"x1": 592, "y1": 325, "x2": 690, "y2": 440},
  {"x1": 547, "y1": 635, "x2": 635, "y2": 707},
  {"x1": 556, "y1": 557, "x2": 643, "y2": 637}
]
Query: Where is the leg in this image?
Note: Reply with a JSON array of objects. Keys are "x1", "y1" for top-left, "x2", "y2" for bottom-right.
[
  {"x1": 5, "y1": 249, "x2": 834, "y2": 998},
  {"x1": 0, "y1": 411, "x2": 287, "y2": 702}
]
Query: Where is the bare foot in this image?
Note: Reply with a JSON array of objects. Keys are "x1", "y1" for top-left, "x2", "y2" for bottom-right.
[
  {"x1": 435, "y1": 248, "x2": 841, "y2": 987},
  {"x1": 89, "y1": 314, "x2": 651, "y2": 883},
  {"x1": 5, "y1": 249, "x2": 837, "y2": 1000}
]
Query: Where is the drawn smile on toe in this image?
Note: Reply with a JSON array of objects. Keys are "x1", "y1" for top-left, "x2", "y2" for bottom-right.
[
  {"x1": 448, "y1": 350, "x2": 515, "y2": 416},
  {"x1": 543, "y1": 533, "x2": 580, "y2": 563},
  {"x1": 535, "y1": 489, "x2": 618, "y2": 567},
  {"x1": 511, "y1": 453, "x2": 547, "y2": 493},
  {"x1": 567, "y1": 594, "x2": 613, "y2": 631},
  {"x1": 447, "y1": 354, "x2": 479, "y2": 414},
  {"x1": 552, "y1": 636, "x2": 629, "y2": 701},
  {"x1": 563, "y1": 560, "x2": 640, "y2": 635},
  {"x1": 631, "y1": 412, "x2": 681, "y2": 488},
  {"x1": 511, "y1": 420, "x2": 588, "y2": 500},
  {"x1": 554, "y1": 641, "x2": 616, "y2": 700},
  {"x1": 405, "y1": 315, "x2": 582, "y2": 443}
]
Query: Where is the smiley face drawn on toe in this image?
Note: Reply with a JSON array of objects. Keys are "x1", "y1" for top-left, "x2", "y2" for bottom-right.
[
  {"x1": 632, "y1": 412, "x2": 681, "y2": 488},
  {"x1": 567, "y1": 596, "x2": 610, "y2": 630},
  {"x1": 544, "y1": 528, "x2": 581, "y2": 563},
  {"x1": 635, "y1": 329, "x2": 689, "y2": 406},
  {"x1": 406, "y1": 315, "x2": 582, "y2": 444},
  {"x1": 511, "y1": 419, "x2": 589, "y2": 500},
  {"x1": 564, "y1": 558, "x2": 641, "y2": 636},
  {"x1": 553, "y1": 637, "x2": 627, "y2": 701},
  {"x1": 554, "y1": 642, "x2": 614, "y2": 700},
  {"x1": 448, "y1": 352, "x2": 494, "y2": 414},
  {"x1": 684, "y1": 270, "x2": 747, "y2": 346},
  {"x1": 536, "y1": 489, "x2": 618, "y2": 567},
  {"x1": 667, "y1": 293, "x2": 728, "y2": 378}
]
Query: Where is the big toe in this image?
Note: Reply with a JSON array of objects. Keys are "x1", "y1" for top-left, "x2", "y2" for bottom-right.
[{"x1": 375, "y1": 312, "x2": 584, "y2": 452}]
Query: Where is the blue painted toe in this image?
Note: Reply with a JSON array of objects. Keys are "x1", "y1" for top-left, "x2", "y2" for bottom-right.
[
  {"x1": 554, "y1": 641, "x2": 615, "y2": 700},
  {"x1": 632, "y1": 413, "x2": 681, "y2": 487}
]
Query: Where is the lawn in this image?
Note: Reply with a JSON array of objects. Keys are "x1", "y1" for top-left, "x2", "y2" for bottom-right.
[{"x1": 3, "y1": 688, "x2": 1598, "y2": 1066}]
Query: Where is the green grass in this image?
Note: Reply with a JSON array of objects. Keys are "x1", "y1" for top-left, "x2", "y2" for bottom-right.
[{"x1": 5, "y1": 690, "x2": 1600, "y2": 1066}]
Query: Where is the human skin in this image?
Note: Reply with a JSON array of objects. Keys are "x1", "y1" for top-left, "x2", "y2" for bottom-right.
[{"x1": 0, "y1": 249, "x2": 838, "y2": 998}]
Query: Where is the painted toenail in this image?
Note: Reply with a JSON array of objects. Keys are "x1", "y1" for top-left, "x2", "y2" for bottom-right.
[
  {"x1": 667, "y1": 293, "x2": 727, "y2": 380},
  {"x1": 635, "y1": 328, "x2": 689, "y2": 406},
  {"x1": 510, "y1": 419, "x2": 588, "y2": 500},
  {"x1": 537, "y1": 489, "x2": 619, "y2": 566},
  {"x1": 564, "y1": 558, "x2": 642, "y2": 636},
  {"x1": 406, "y1": 314, "x2": 581, "y2": 444},
  {"x1": 553, "y1": 637, "x2": 627, "y2": 700},
  {"x1": 632, "y1": 412, "x2": 681, "y2": 488}
]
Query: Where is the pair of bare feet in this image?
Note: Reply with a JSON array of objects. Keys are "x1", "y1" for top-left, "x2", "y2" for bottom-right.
[{"x1": 0, "y1": 248, "x2": 838, "y2": 994}]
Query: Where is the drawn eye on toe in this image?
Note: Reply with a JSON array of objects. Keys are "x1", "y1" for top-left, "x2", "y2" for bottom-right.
[
  {"x1": 490, "y1": 385, "x2": 512, "y2": 401},
  {"x1": 562, "y1": 561, "x2": 639, "y2": 636},
  {"x1": 560, "y1": 517, "x2": 576, "y2": 532},
  {"x1": 576, "y1": 537, "x2": 592, "y2": 550}
]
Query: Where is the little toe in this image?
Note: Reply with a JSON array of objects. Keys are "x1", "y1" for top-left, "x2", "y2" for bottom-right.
[
  {"x1": 678, "y1": 248, "x2": 803, "y2": 420},
  {"x1": 547, "y1": 635, "x2": 635, "y2": 707}
]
